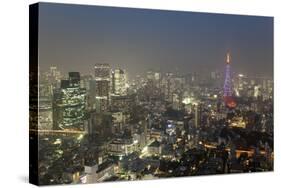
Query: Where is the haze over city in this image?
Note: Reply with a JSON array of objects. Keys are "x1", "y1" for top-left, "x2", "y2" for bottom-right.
[
  {"x1": 38, "y1": 3, "x2": 273, "y2": 77},
  {"x1": 30, "y1": 3, "x2": 274, "y2": 186}
]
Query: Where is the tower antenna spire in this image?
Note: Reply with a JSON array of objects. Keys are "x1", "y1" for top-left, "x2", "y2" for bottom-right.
[{"x1": 226, "y1": 52, "x2": 231, "y2": 64}]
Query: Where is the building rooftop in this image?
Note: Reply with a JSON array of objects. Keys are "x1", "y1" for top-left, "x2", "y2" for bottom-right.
[
  {"x1": 97, "y1": 160, "x2": 114, "y2": 173},
  {"x1": 149, "y1": 140, "x2": 161, "y2": 148}
]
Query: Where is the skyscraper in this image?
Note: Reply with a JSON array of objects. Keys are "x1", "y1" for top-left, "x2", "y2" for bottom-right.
[
  {"x1": 94, "y1": 64, "x2": 111, "y2": 112},
  {"x1": 163, "y1": 72, "x2": 174, "y2": 102},
  {"x1": 80, "y1": 75, "x2": 95, "y2": 110},
  {"x1": 194, "y1": 103, "x2": 202, "y2": 129},
  {"x1": 112, "y1": 69, "x2": 126, "y2": 96},
  {"x1": 48, "y1": 66, "x2": 62, "y2": 89},
  {"x1": 38, "y1": 96, "x2": 53, "y2": 130},
  {"x1": 69, "y1": 72, "x2": 81, "y2": 87},
  {"x1": 53, "y1": 72, "x2": 87, "y2": 130}
]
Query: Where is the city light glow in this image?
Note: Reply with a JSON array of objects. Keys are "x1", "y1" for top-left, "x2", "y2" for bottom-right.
[{"x1": 31, "y1": 3, "x2": 273, "y2": 185}]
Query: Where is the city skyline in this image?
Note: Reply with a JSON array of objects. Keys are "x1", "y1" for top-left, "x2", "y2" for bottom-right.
[
  {"x1": 30, "y1": 3, "x2": 274, "y2": 186},
  {"x1": 38, "y1": 3, "x2": 273, "y2": 77}
]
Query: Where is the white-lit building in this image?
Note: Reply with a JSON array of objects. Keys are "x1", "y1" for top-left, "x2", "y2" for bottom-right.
[
  {"x1": 112, "y1": 69, "x2": 127, "y2": 96},
  {"x1": 254, "y1": 85, "x2": 262, "y2": 98},
  {"x1": 38, "y1": 96, "x2": 53, "y2": 130},
  {"x1": 107, "y1": 138, "x2": 137, "y2": 156},
  {"x1": 84, "y1": 160, "x2": 116, "y2": 183},
  {"x1": 94, "y1": 64, "x2": 111, "y2": 112},
  {"x1": 53, "y1": 72, "x2": 87, "y2": 131}
]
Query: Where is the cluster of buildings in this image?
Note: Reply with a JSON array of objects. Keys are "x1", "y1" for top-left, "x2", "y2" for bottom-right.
[{"x1": 35, "y1": 54, "x2": 273, "y2": 185}]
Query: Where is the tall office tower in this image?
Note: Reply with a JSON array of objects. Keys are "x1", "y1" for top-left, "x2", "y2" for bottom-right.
[
  {"x1": 38, "y1": 71, "x2": 53, "y2": 130},
  {"x1": 69, "y1": 72, "x2": 80, "y2": 87},
  {"x1": 223, "y1": 52, "x2": 237, "y2": 109},
  {"x1": 194, "y1": 103, "x2": 202, "y2": 129},
  {"x1": 80, "y1": 75, "x2": 94, "y2": 91},
  {"x1": 81, "y1": 75, "x2": 95, "y2": 110},
  {"x1": 163, "y1": 72, "x2": 174, "y2": 102},
  {"x1": 254, "y1": 85, "x2": 262, "y2": 98},
  {"x1": 39, "y1": 66, "x2": 62, "y2": 97},
  {"x1": 172, "y1": 93, "x2": 181, "y2": 110},
  {"x1": 49, "y1": 66, "x2": 62, "y2": 89},
  {"x1": 143, "y1": 118, "x2": 147, "y2": 143},
  {"x1": 233, "y1": 73, "x2": 245, "y2": 97},
  {"x1": 238, "y1": 74, "x2": 244, "y2": 90},
  {"x1": 112, "y1": 69, "x2": 126, "y2": 96},
  {"x1": 94, "y1": 64, "x2": 111, "y2": 112},
  {"x1": 154, "y1": 72, "x2": 161, "y2": 88},
  {"x1": 38, "y1": 96, "x2": 53, "y2": 130},
  {"x1": 50, "y1": 66, "x2": 61, "y2": 80},
  {"x1": 267, "y1": 79, "x2": 273, "y2": 96},
  {"x1": 53, "y1": 72, "x2": 86, "y2": 131}
]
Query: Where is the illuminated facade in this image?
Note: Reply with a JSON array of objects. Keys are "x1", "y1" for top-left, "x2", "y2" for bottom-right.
[
  {"x1": 223, "y1": 52, "x2": 237, "y2": 108},
  {"x1": 112, "y1": 69, "x2": 126, "y2": 96},
  {"x1": 53, "y1": 72, "x2": 86, "y2": 131},
  {"x1": 94, "y1": 64, "x2": 111, "y2": 112},
  {"x1": 38, "y1": 96, "x2": 53, "y2": 130},
  {"x1": 163, "y1": 72, "x2": 174, "y2": 102},
  {"x1": 194, "y1": 103, "x2": 202, "y2": 128}
]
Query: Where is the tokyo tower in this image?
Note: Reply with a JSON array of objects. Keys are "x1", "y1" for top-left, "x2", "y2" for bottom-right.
[{"x1": 223, "y1": 52, "x2": 237, "y2": 108}]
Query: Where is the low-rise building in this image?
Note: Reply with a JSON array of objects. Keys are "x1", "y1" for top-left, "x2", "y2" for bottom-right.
[
  {"x1": 147, "y1": 140, "x2": 162, "y2": 156},
  {"x1": 108, "y1": 138, "x2": 136, "y2": 156}
]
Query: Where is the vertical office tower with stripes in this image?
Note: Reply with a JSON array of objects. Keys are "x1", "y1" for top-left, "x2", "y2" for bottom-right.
[{"x1": 94, "y1": 64, "x2": 111, "y2": 112}]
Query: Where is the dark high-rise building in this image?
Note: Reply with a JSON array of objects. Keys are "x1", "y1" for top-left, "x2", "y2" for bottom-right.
[
  {"x1": 94, "y1": 64, "x2": 111, "y2": 112},
  {"x1": 96, "y1": 80, "x2": 110, "y2": 97},
  {"x1": 194, "y1": 103, "x2": 202, "y2": 129},
  {"x1": 81, "y1": 75, "x2": 95, "y2": 110},
  {"x1": 53, "y1": 72, "x2": 87, "y2": 131},
  {"x1": 94, "y1": 64, "x2": 111, "y2": 80},
  {"x1": 69, "y1": 72, "x2": 81, "y2": 87}
]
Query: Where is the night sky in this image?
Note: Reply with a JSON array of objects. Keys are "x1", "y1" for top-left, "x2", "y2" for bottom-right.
[{"x1": 38, "y1": 2, "x2": 273, "y2": 78}]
